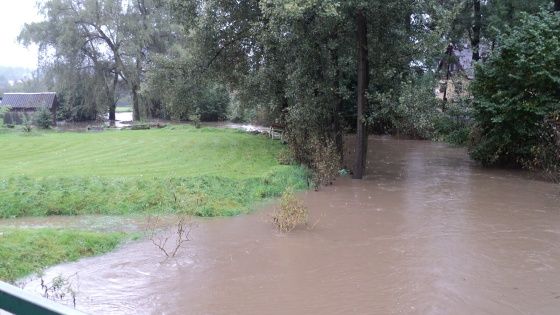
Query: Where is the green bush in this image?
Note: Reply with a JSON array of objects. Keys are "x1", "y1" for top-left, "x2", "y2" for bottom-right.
[
  {"x1": 435, "y1": 97, "x2": 473, "y2": 145},
  {"x1": 195, "y1": 84, "x2": 230, "y2": 121},
  {"x1": 22, "y1": 117, "x2": 33, "y2": 132},
  {"x1": 189, "y1": 113, "x2": 201, "y2": 128},
  {"x1": 367, "y1": 75, "x2": 473, "y2": 143},
  {"x1": 33, "y1": 107, "x2": 53, "y2": 129},
  {"x1": 470, "y1": 11, "x2": 560, "y2": 168},
  {"x1": 276, "y1": 148, "x2": 296, "y2": 165},
  {"x1": 394, "y1": 75, "x2": 442, "y2": 139},
  {"x1": 0, "y1": 106, "x2": 10, "y2": 127},
  {"x1": 147, "y1": 62, "x2": 230, "y2": 122}
]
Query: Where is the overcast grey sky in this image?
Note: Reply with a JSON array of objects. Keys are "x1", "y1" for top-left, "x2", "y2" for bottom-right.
[{"x1": 0, "y1": 0, "x2": 42, "y2": 69}]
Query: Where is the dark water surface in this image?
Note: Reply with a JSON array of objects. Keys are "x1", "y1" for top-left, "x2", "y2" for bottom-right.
[{"x1": 18, "y1": 137, "x2": 560, "y2": 314}]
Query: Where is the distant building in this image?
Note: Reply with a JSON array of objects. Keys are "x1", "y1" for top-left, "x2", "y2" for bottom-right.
[
  {"x1": 0, "y1": 92, "x2": 58, "y2": 125},
  {"x1": 435, "y1": 44, "x2": 490, "y2": 102}
]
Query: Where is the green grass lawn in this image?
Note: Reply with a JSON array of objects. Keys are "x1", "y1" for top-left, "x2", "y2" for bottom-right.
[
  {"x1": 0, "y1": 127, "x2": 281, "y2": 177},
  {"x1": 0, "y1": 126, "x2": 308, "y2": 217},
  {"x1": 116, "y1": 106, "x2": 132, "y2": 113},
  {"x1": 0, "y1": 228, "x2": 127, "y2": 282}
]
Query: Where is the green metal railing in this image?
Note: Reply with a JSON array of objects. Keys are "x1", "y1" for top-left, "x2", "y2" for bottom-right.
[{"x1": 0, "y1": 281, "x2": 85, "y2": 315}]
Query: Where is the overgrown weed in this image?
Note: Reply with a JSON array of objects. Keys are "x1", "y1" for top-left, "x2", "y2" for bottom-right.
[
  {"x1": 272, "y1": 188, "x2": 308, "y2": 232},
  {"x1": 309, "y1": 137, "x2": 340, "y2": 189}
]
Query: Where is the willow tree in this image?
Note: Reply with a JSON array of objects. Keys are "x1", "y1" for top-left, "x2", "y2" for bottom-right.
[
  {"x1": 20, "y1": 0, "x2": 172, "y2": 121},
  {"x1": 19, "y1": 0, "x2": 122, "y2": 121}
]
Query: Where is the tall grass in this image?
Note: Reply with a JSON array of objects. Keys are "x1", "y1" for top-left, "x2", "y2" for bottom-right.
[
  {"x1": 0, "y1": 167, "x2": 308, "y2": 218},
  {"x1": 0, "y1": 228, "x2": 126, "y2": 282},
  {"x1": 0, "y1": 127, "x2": 309, "y2": 218}
]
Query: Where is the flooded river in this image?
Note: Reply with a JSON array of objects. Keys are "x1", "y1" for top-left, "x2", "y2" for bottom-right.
[{"x1": 19, "y1": 137, "x2": 560, "y2": 314}]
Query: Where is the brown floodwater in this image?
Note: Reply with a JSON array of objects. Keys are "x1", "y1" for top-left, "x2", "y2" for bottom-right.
[{"x1": 18, "y1": 136, "x2": 560, "y2": 314}]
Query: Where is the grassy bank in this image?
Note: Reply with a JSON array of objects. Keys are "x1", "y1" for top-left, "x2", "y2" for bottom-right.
[
  {"x1": 0, "y1": 126, "x2": 307, "y2": 281},
  {"x1": 116, "y1": 106, "x2": 132, "y2": 113},
  {"x1": 0, "y1": 228, "x2": 127, "y2": 282},
  {"x1": 0, "y1": 126, "x2": 308, "y2": 218}
]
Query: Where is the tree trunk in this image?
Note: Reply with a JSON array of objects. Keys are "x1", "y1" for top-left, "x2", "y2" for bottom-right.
[
  {"x1": 472, "y1": 0, "x2": 481, "y2": 62},
  {"x1": 132, "y1": 83, "x2": 141, "y2": 121},
  {"x1": 442, "y1": 44, "x2": 454, "y2": 107},
  {"x1": 109, "y1": 103, "x2": 116, "y2": 122},
  {"x1": 555, "y1": 0, "x2": 560, "y2": 12},
  {"x1": 108, "y1": 73, "x2": 119, "y2": 122},
  {"x1": 353, "y1": 9, "x2": 369, "y2": 180}
]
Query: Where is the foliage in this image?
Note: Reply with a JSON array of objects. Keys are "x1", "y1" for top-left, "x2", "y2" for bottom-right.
[
  {"x1": 435, "y1": 97, "x2": 474, "y2": 145},
  {"x1": 0, "y1": 128, "x2": 308, "y2": 218},
  {"x1": 144, "y1": 50, "x2": 231, "y2": 122},
  {"x1": 276, "y1": 148, "x2": 296, "y2": 165},
  {"x1": 0, "y1": 228, "x2": 125, "y2": 282},
  {"x1": 523, "y1": 114, "x2": 560, "y2": 181},
  {"x1": 22, "y1": 117, "x2": 33, "y2": 133},
  {"x1": 33, "y1": 107, "x2": 53, "y2": 129},
  {"x1": 439, "y1": 0, "x2": 549, "y2": 60},
  {"x1": 228, "y1": 95, "x2": 255, "y2": 123},
  {"x1": 483, "y1": 0, "x2": 551, "y2": 45},
  {"x1": 470, "y1": 11, "x2": 560, "y2": 168},
  {"x1": 20, "y1": 0, "x2": 174, "y2": 121},
  {"x1": 309, "y1": 137, "x2": 340, "y2": 188},
  {"x1": 370, "y1": 75, "x2": 442, "y2": 139},
  {"x1": 188, "y1": 113, "x2": 201, "y2": 129},
  {"x1": 194, "y1": 84, "x2": 230, "y2": 121},
  {"x1": 272, "y1": 188, "x2": 308, "y2": 232},
  {"x1": 0, "y1": 106, "x2": 9, "y2": 127},
  {"x1": 165, "y1": 0, "x2": 436, "y2": 171},
  {"x1": 367, "y1": 75, "x2": 473, "y2": 144}
]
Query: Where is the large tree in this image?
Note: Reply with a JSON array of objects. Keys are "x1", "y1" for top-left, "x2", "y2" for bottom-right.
[
  {"x1": 20, "y1": 0, "x2": 172, "y2": 121},
  {"x1": 168, "y1": 0, "x2": 419, "y2": 178}
]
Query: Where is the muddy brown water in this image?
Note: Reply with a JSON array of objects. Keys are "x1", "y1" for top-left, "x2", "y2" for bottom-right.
[{"x1": 13, "y1": 136, "x2": 560, "y2": 314}]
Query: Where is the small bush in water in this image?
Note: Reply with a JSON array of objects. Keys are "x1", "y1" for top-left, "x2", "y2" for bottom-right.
[
  {"x1": 309, "y1": 137, "x2": 340, "y2": 188},
  {"x1": 272, "y1": 188, "x2": 308, "y2": 232}
]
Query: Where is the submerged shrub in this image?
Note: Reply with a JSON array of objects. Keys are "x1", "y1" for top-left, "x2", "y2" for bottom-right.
[
  {"x1": 283, "y1": 127, "x2": 340, "y2": 189},
  {"x1": 309, "y1": 137, "x2": 340, "y2": 188},
  {"x1": 272, "y1": 188, "x2": 308, "y2": 232},
  {"x1": 522, "y1": 113, "x2": 560, "y2": 182}
]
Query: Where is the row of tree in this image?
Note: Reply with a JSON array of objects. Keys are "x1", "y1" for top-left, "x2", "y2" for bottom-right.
[{"x1": 18, "y1": 0, "x2": 560, "y2": 178}]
